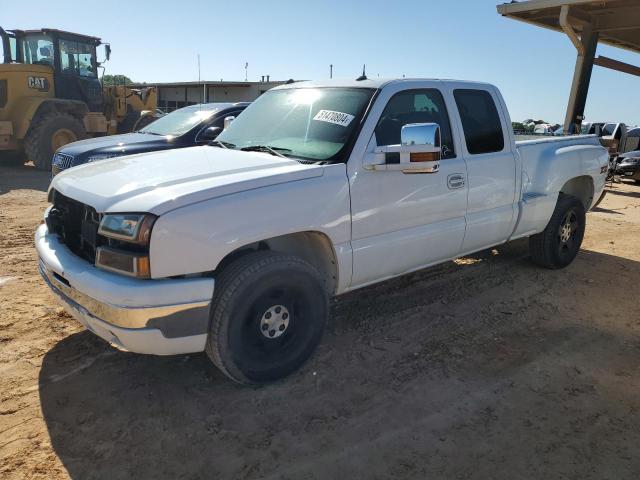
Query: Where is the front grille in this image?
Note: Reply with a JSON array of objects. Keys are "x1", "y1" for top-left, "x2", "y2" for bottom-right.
[
  {"x1": 0, "y1": 80, "x2": 6, "y2": 108},
  {"x1": 52, "y1": 152, "x2": 74, "y2": 172},
  {"x1": 46, "y1": 190, "x2": 101, "y2": 263}
]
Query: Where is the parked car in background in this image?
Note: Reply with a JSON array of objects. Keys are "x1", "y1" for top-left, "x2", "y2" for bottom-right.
[
  {"x1": 534, "y1": 123, "x2": 555, "y2": 135},
  {"x1": 615, "y1": 127, "x2": 640, "y2": 183},
  {"x1": 599, "y1": 122, "x2": 627, "y2": 157},
  {"x1": 37, "y1": 78, "x2": 608, "y2": 384},
  {"x1": 51, "y1": 102, "x2": 250, "y2": 175},
  {"x1": 581, "y1": 122, "x2": 605, "y2": 135},
  {"x1": 620, "y1": 126, "x2": 640, "y2": 154}
]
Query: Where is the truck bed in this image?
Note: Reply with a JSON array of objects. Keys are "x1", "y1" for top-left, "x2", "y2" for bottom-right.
[{"x1": 514, "y1": 133, "x2": 598, "y2": 145}]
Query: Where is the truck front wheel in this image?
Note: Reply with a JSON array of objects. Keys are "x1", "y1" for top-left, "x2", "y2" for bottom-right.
[
  {"x1": 529, "y1": 194, "x2": 586, "y2": 269},
  {"x1": 206, "y1": 251, "x2": 329, "y2": 385}
]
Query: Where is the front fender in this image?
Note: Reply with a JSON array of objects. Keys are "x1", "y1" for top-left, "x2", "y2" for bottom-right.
[{"x1": 149, "y1": 163, "x2": 352, "y2": 284}]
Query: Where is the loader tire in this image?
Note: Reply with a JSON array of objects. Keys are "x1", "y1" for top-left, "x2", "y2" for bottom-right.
[
  {"x1": 529, "y1": 194, "x2": 585, "y2": 269},
  {"x1": 0, "y1": 151, "x2": 26, "y2": 167},
  {"x1": 25, "y1": 112, "x2": 86, "y2": 171}
]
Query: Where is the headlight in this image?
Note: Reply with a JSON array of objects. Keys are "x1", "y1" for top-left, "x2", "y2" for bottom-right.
[
  {"x1": 86, "y1": 152, "x2": 123, "y2": 163},
  {"x1": 98, "y1": 213, "x2": 156, "y2": 244},
  {"x1": 96, "y1": 213, "x2": 156, "y2": 278}
]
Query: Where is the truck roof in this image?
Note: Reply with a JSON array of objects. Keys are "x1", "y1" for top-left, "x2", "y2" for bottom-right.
[{"x1": 273, "y1": 77, "x2": 494, "y2": 90}]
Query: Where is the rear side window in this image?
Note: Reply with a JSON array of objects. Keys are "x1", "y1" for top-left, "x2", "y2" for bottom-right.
[{"x1": 454, "y1": 89, "x2": 504, "y2": 154}]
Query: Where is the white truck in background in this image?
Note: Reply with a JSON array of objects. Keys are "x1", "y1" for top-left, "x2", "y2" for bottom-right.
[{"x1": 36, "y1": 78, "x2": 609, "y2": 384}]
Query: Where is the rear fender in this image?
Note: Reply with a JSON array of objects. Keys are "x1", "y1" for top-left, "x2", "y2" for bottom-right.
[{"x1": 510, "y1": 142, "x2": 607, "y2": 239}]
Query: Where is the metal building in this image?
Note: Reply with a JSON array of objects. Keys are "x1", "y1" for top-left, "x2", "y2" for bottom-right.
[
  {"x1": 130, "y1": 79, "x2": 287, "y2": 112},
  {"x1": 498, "y1": 0, "x2": 640, "y2": 132}
]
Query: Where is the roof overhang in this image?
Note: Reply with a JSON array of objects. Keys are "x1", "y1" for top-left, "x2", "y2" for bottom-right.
[{"x1": 497, "y1": 0, "x2": 640, "y2": 53}]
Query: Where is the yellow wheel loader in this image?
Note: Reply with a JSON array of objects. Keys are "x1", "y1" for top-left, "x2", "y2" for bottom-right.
[{"x1": 0, "y1": 27, "x2": 157, "y2": 170}]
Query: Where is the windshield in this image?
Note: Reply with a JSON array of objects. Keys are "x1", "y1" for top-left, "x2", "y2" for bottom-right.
[
  {"x1": 216, "y1": 87, "x2": 375, "y2": 162},
  {"x1": 602, "y1": 123, "x2": 617, "y2": 136},
  {"x1": 140, "y1": 106, "x2": 217, "y2": 136},
  {"x1": 59, "y1": 39, "x2": 97, "y2": 77}
]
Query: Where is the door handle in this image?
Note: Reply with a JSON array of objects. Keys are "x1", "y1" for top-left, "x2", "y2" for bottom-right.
[{"x1": 447, "y1": 174, "x2": 465, "y2": 189}]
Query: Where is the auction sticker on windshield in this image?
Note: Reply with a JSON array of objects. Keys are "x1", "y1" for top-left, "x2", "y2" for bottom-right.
[{"x1": 313, "y1": 110, "x2": 355, "y2": 127}]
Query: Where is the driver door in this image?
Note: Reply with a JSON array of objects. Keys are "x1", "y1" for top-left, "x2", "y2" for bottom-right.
[{"x1": 349, "y1": 86, "x2": 468, "y2": 287}]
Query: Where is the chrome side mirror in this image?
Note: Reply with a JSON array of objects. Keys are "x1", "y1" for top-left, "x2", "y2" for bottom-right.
[
  {"x1": 401, "y1": 123, "x2": 441, "y2": 148},
  {"x1": 400, "y1": 123, "x2": 441, "y2": 163},
  {"x1": 366, "y1": 123, "x2": 442, "y2": 174},
  {"x1": 223, "y1": 116, "x2": 236, "y2": 130}
]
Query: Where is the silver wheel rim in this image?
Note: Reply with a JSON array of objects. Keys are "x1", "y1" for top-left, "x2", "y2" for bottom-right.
[
  {"x1": 259, "y1": 305, "x2": 290, "y2": 339},
  {"x1": 560, "y1": 220, "x2": 573, "y2": 243}
]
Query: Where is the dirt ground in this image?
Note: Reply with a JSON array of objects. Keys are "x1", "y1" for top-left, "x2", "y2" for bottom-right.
[{"x1": 1, "y1": 164, "x2": 639, "y2": 480}]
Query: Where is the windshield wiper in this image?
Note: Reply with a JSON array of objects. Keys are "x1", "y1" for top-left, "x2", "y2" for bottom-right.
[
  {"x1": 240, "y1": 145, "x2": 291, "y2": 158},
  {"x1": 209, "y1": 139, "x2": 235, "y2": 149}
]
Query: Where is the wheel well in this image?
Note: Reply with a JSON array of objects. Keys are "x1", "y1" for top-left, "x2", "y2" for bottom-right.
[
  {"x1": 216, "y1": 232, "x2": 338, "y2": 295},
  {"x1": 560, "y1": 176, "x2": 594, "y2": 210}
]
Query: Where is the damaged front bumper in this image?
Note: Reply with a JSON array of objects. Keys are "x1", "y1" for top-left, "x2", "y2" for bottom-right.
[{"x1": 35, "y1": 224, "x2": 214, "y2": 355}]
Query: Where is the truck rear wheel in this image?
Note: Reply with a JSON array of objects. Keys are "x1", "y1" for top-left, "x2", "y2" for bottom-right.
[
  {"x1": 24, "y1": 112, "x2": 86, "y2": 171},
  {"x1": 206, "y1": 251, "x2": 329, "y2": 385},
  {"x1": 529, "y1": 194, "x2": 585, "y2": 269}
]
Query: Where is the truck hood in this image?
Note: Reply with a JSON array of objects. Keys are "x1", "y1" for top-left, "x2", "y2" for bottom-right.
[{"x1": 51, "y1": 146, "x2": 324, "y2": 215}]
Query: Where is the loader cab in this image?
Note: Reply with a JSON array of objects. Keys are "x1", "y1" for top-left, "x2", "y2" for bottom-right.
[{"x1": 2, "y1": 28, "x2": 104, "y2": 112}]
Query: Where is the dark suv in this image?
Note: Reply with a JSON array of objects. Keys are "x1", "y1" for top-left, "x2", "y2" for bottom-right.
[{"x1": 52, "y1": 102, "x2": 249, "y2": 175}]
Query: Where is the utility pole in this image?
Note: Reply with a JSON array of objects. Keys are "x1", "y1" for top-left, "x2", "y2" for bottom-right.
[
  {"x1": 197, "y1": 54, "x2": 202, "y2": 103},
  {"x1": 330, "y1": 64, "x2": 333, "y2": 79},
  {"x1": 244, "y1": 62, "x2": 248, "y2": 82}
]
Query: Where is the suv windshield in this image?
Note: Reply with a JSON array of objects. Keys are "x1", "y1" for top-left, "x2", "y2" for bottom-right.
[
  {"x1": 140, "y1": 106, "x2": 217, "y2": 136},
  {"x1": 216, "y1": 87, "x2": 375, "y2": 162}
]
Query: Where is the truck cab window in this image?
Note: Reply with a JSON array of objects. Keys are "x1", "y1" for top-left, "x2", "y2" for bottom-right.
[
  {"x1": 454, "y1": 89, "x2": 504, "y2": 154},
  {"x1": 375, "y1": 89, "x2": 455, "y2": 161}
]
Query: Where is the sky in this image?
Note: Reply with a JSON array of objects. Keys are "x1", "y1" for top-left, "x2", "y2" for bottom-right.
[{"x1": 3, "y1": 0, "x2": 639, "y2": 125}]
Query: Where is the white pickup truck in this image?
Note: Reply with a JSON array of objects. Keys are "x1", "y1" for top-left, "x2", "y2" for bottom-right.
[{"x1": 36, "y1": 78, "x2": 609, "y2": 384}]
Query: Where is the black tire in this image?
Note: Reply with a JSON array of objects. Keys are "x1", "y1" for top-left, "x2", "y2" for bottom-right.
[
  {"x1": 0, "y1": 150, "x2": 26, "y2": 167},
  {"x1": 206, "y1": 251, "x2": 329, "y2": 385},
  {"x1": 529, "y1": 194, "x2": 586, "y2": 269},
  {"x1": 24, "y1": 112, "x2": 86, "y2": 171}
]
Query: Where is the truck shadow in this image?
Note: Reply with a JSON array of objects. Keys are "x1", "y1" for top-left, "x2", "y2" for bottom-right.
[
  {"x1": 0, "y1": 164, "x2": 51, "y2": 195},
  {"x1": 606, "y1": 187, "x2": 640, "y2": 199},
  {"x1": 38, "y1": 246, "x2": 640, "y2": 479}
]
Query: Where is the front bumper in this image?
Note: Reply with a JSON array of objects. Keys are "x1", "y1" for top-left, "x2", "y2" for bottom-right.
[{"x1": 35, "y1": 224, "x2": 214, "y2": 355}]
